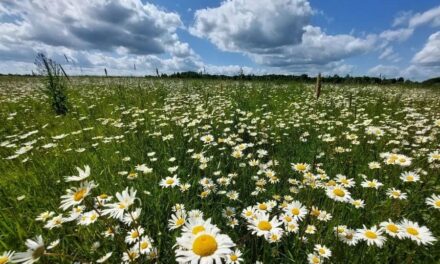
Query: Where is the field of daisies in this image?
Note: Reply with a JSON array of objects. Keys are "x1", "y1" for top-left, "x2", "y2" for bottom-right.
[{"x1": 0, "y1": 76, "x2": 439, "y2": 264}]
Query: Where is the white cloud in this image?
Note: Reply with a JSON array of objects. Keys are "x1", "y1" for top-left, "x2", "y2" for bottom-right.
[
  {"x1": 409, "y1": 5, "x2": 440, "y2": 28},
  {"x1": 412, "y1": 31, "x2": 440, "y2": 66},
  {"x1": 379, "y1": 28, "x2": 414, "y2": 42},
  {"x1": 191, "y1": 0, "x2": 376, "y2": 68},
  {"x1": 0, "y1": 0, "x2": 188, "y2": 55},
  {"x1": 0, "y1": 0, "x2": 206, "y2": 75},
  {"x1": 190, "y1": 0, "x2": 313, "y2": 52},
  {"x1": 250, "y1": 26, "x2": 376, "y2": 67}
]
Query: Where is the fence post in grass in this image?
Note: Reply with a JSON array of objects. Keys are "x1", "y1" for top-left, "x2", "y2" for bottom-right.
[
  {"x1": 315, "y1": 73, "x2": 322, "y2": 99},
  {"x1": 349, "y1": 92, "x2": 353, "y2": 108}
]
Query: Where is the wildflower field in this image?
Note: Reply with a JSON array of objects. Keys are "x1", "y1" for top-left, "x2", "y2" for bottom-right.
[{"x1": 0, "y1": 76, "x2": 439, "y2": 263}]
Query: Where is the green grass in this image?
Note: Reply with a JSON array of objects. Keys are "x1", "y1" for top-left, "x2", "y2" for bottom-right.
[{"x1": 0, "y1": 77, "x2": 439, "y2": 263}]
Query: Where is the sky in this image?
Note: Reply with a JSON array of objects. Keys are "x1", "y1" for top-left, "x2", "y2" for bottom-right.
[{"x1": 0, "y1": 0, "x2": 439, "y2": 80}]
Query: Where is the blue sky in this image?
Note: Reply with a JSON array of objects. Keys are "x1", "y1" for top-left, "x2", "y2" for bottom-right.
[{"x1": 0, "y1": 0, "x2": 439, "y2": 80}]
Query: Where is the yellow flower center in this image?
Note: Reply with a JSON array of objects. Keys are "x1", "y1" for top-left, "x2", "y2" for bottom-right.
[
  {"x1": 406, "y1": 227, "x2": 419, "y2": 236},
  {"x1": 192, "y1": 234, "x2": 218, "y2": 257},
  {"x1": 166, "y1": 178, "x2": 175, "y2": 185},
  {"x1": 333, "y1": 188, "x2": 345, "y2": 197},
  {"x1": 296, "y1": 164, "x2": 306, "y2": 171},
  {"x1": 291, "y1": 208, "x2": 300, "y2": 215},
  {"x1": 365, "y1": 230, "x2": 377, "y2": 239},
  {"x1": 245, "y1": 211, "x2": 253, "y2": 217},
  {"x1": 0, "y1": 256, "x2": 9, "y2": 264},
  {"x1": 318, "y1": 248, "x2": 325, "y2": 255},
  {"x1": 327, "y1": 180, "x2": 336, "y2": 186},
  {"x1": 406, "y1": 175, "x2": 414, "y2": 181},
  {"x1": 140, "y1": 241, "x2": 149, "y2": 249},
  {"x1": 73, "y1": 188, "x2": 87, "y2": 202},
  {"x1": 387, "y1": 224, "x2": 398, "y2": 233},
  {"x1": 258, "y1": 204, "x2": 267, "y2": 210},
  {"x1": 312, "y1": 256, "x2": 320, "y2": 263},
  {"x1": 230, "y1": 255, "x2": 238, "y2": 261},
  {"x1": 99, "y1": 194, "x2": 108, "y2": 199},
  {"x1": 118, "y1": 202, "x2": 126, "y2": 209},
  {"x1": 131, "y1": 230, "x2": 139, "y2": 238},
  {"x1": 192, "y1": 225, "x2": 206, "y2": 235},
  {"x1": 258, "y1": 220, "x2": 272, "y2": 231},
  {"x1": 435, "y1": 200, "x2": 440, "y2": 207},
  {"x1": 176, "y1": 218, "x2": 185, "y2": 226},
  {"x1": 284, "y1": 216, "x2": 292, "y2": 222}
]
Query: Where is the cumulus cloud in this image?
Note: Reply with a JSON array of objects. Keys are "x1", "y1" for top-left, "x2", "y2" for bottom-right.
[
  {"x1": 190, "y1": 0, "x2": 313, "y2": 52},
  {"x1": 0, "y1": 0, "x2": 187, "y2": 55},
  {"x1": 0, "y1": 0, "x2": 203, "y2": 75},
  {"x1": 412, "y1": 31, "x2": 440, "y2": 66},
  {"x1": 190, "y1": 0, "x2": 376, "y2": 68},
  {"x1": 250, "y1": 26, "x2": 375, "y2": 67}
]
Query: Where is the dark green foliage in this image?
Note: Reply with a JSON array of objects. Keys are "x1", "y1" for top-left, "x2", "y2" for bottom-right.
[{"x1": 35, "y1": 53, "x2": 69, "y2": 115}]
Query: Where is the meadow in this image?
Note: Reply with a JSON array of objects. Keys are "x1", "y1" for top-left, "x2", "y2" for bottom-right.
[{"x1": 0, "y1": 76, "x2": 439, "y2": 263}]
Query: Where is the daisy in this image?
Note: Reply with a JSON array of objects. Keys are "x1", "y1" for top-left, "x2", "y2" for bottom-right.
[
  {"x1": 64, "y1": 165, "x2": 91, "y2": 182},
  {"x1": 355, "y1": 225, "x2": 386, "y2": 247},
  {"x1": 35, "y1": 211, "x2": 55, "y2": 222},
  {"x1": 44, "y1": 214, "x2": 64, "y2": 229},
  {"x1": 338, "y1": 228, "x2": 358, "y2": 246},
  {"x1": 182, "y1": 217, "x2": 217, "y2": 236},
  {"x1": 335, "y1": 174, "x2": 355, "y2": 188},
  {"x1": 351, "y1": 199, "x2": 365, "y2": 209},
  {"x1": 400, "y1": 171, "x2": 420, "y2": 183},
  {"x1": 326, "y1": 185, "x2": 351, "y2": 203},
  {"x1": 380, "y1": 219, "x2": 402, "y2": 238},
  {"x1": 59, "y1": 181, "x2": 97, "y2": 211},
  {"x1": 307, "y1": 253, "x2": 322, "y2": 264},
  {"x1": 266, "y1": 230, "x2": 283, "y2": 243},
  {"x1": 399, "y1": 219, "x2": 437, "y2": 245},
  {"x1": 226, "y1": 249, "x2": 243, "y2": 264},
  {"x1": 386, "y1": 188, "x2": 407, "y2": 200},
  {"x1": 122, "y1": 248, "x2": 139, "y2": 262},
  {"x1": 361, "y1": 179, "x2": 383, "y2": 189},
  {"x1": 138, "y1": 236, "x2": 154, "y2": 254},
  {"x1": 291, "y1": 163, "x2": 310, "y2": 173},
  {"x1": 0, "y1": 251, "x2": 14, "y2": 264},
  {"x1": 314, "y1": 244, "x2": 331, "y2": 259},
  {"x1": 425, "y1": 194, "x2": 440, "y2": 209},
  {"x1": 284, "y1": 201, "x2": 308, "y2": 221},
  {"x1": 12, "y1": 235, "x2": 45, "y2": 264},
  {"x1": 255, "y1": 201, "x2": 275, "y2": 213},
  {"x1": 102, "y1": 187, "x2": 137, "y2": 220},
  {"x1": 305, "y1": 225, "x2": 317, "y2": 234},
  {"x1": 160, "y1": 175, "x2": 180, "y2": 188},
  {"x1": 175, "y1": 229, "x2": 235, "y2": 263},
  {"x1": 428, "y1": 150, "x2": 440, "y2": 163},
  {"x1": 241, "y1": 206, "x2": 256, "y2": 220},
  {"x1": 200, "y1": 134, "x2": 215, "y2": 144},
  {"x1": 169, "y1": 210, "x2": 187, "y2": 230},
  {"x1": 125, "y1": 227, "x2": 144, "y2": 244},
  {"x1": 248, "y1": 212, "x2": 283, "y2": 237}
]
